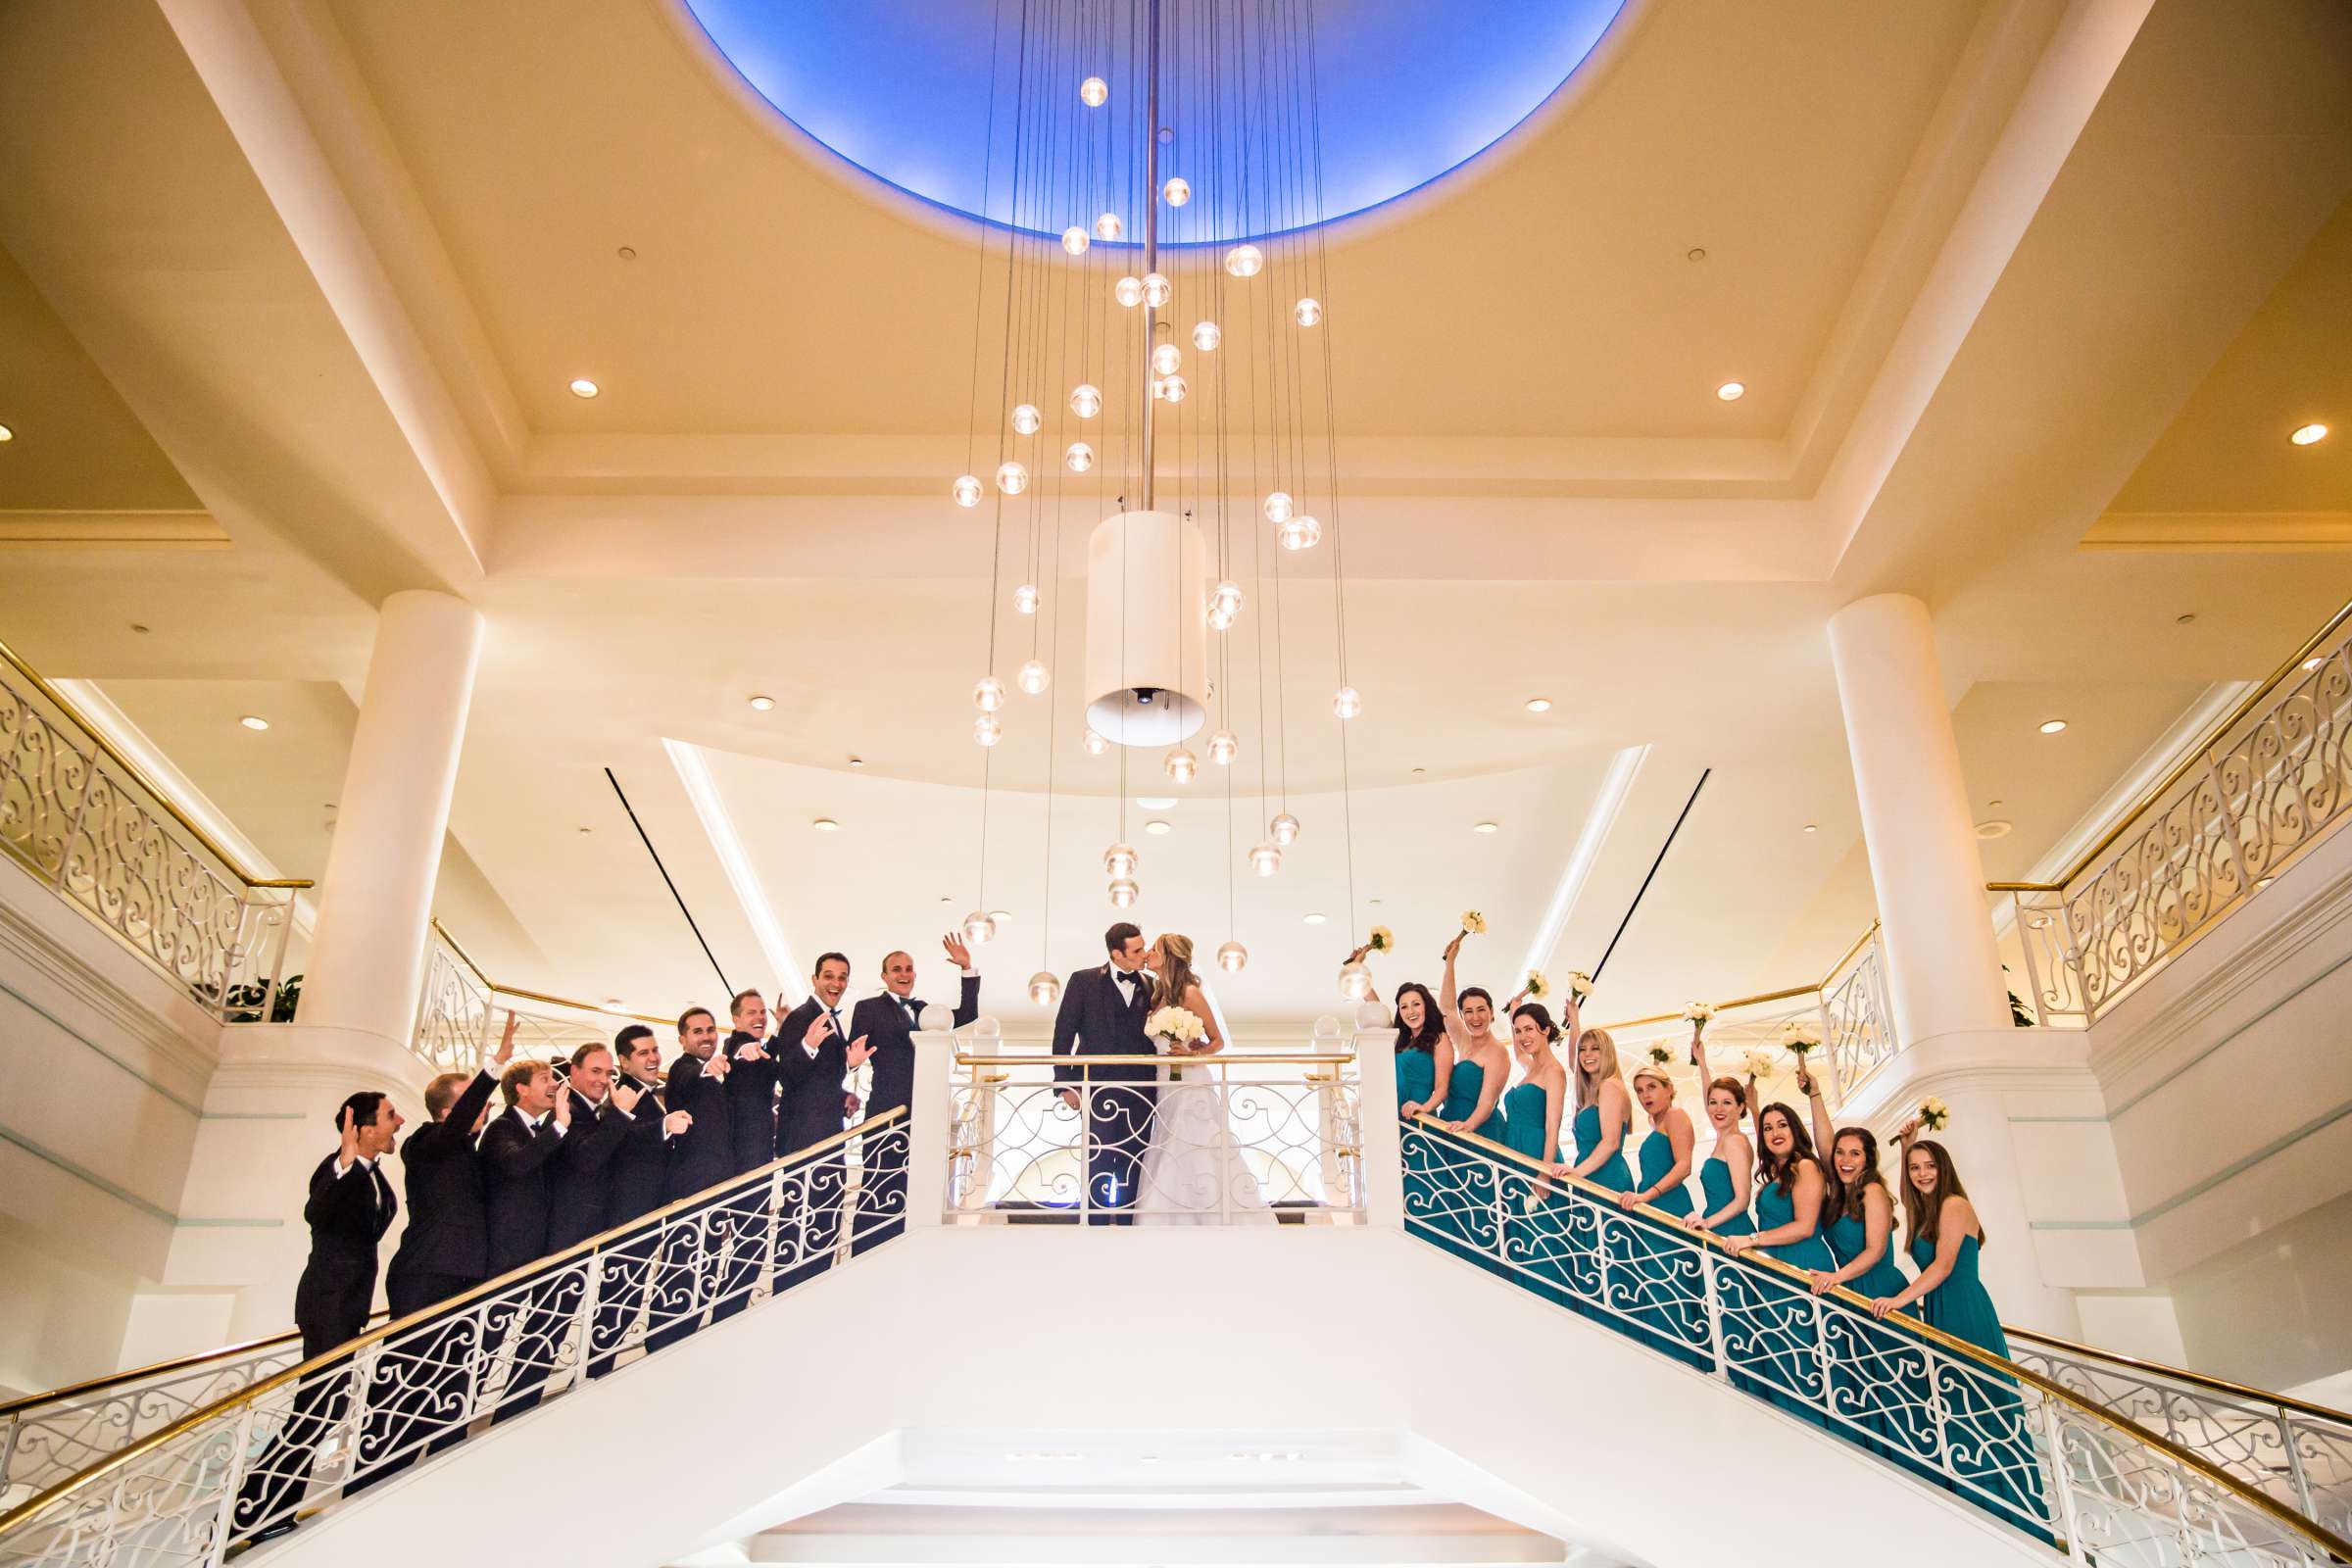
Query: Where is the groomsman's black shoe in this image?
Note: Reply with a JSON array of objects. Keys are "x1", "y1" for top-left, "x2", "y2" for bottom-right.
[{"x1": 225, "y1": 1518, "x2": 300, "y2": 1558}]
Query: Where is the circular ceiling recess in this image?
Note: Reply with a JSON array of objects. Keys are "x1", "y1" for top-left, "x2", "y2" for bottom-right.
[{"x1": 679, "y1": 0, "x2": 1630, "y2": 241}]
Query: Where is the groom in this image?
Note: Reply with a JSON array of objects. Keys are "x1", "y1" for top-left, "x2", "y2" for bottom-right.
[{"x1": 1052, "y1": 921, "x2": 1156, "y2": 1225}]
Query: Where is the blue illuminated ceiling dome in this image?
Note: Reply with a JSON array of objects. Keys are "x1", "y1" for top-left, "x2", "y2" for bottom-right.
[{"x1": 680, "y1": 0, "x2": 1630, "y2": 242}]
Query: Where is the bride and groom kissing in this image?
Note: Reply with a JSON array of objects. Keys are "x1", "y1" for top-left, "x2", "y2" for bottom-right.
[{"x1": 1049, "y1": 922, "x2": 1274, "y2": 1225}]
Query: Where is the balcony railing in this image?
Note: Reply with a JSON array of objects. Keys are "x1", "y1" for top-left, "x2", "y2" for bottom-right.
[
  {"x1": 413, "y1": 918, "x2": 669, "y2": 1073},
  {"x1": 1999, "y1": 601, "x2": 2352, "y2": 1026},
  {"x1": 0, "y1": 635, "x2": 307, "y2": 1024},
  {"x1": 0, "y1": 1110, "x2": 905, "y2": 1568},
  {"x1": 946, "y1": 1047, "x2": 1362, "y2": 1222},
  {"x1": 1398, "y1": 1116, "x2": 2352, "y2": 1565}
]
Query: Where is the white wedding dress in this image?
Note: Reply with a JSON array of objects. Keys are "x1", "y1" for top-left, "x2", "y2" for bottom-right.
[{"x1": 1134, "y1": 981, "x2": 1278, "y2": 1225}]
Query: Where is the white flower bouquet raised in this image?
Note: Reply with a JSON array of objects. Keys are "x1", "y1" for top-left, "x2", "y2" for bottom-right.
[
  {"x1": 1646, "y1": 1044, "x2": 1673, "y2": 1067},
  {"x1": 1145, "y1": 1004, "x2": 1204, "y2": 1051},
  {"x1": 1566, "y1": 970, "x2": 1593, "y2": 1002},
  {"x1": 1684, "y1": 1001, "x2": 1716, "y2": 1034},
  {"x1": 1919, "y1": 1097, "x2": 1950, "y2": 1133},
  {"x1": 1524, "y1": 970, "x2": 1550, "y2": 1000},
  {"x1": 1780, "y1": 1017, "x2": 1823, "y2": 1057},
  {"x1": 1367, "y1": 925, "x2": 1394, "y2": 954},
  {"x1": 1459, "y1": 909, "x2": 1487, "y2": 936},
  {"x1": 1740, "y1": 1049, "x2": 1777, "y2": 1080}
]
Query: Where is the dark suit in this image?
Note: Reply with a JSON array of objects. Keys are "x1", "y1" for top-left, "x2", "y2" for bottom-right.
[
  {"x1": 1052, "y1": 963, "x2": 1156, "y2": 1223},
  {"x1": 232, "y1": 1154, "x2": 394, "y2": 1536},
  {"x1": 590, "y1": 1071, "x2": 671, "y2": 1376},
  {"x1": 721, "y1": 1029, "x2": 779, "y2": 1175},
  {"x1": 478, "y1": 1107, "x2": 567, "y2": 1422},
  {"x1": 849, "y1": 974, "x2": 978, "y2": 1251},
  {"x1": 548, "y1": 1088, "x2": 635, "y2": 1250},
  {"x1": 774, "y1": 998, "x2": 857, "y2": 1290},
  {"x1": 357, "y1": 1069, "x2": 497, "y2": 1484},
  {"x1": 647, "y1": 1053, "x2": 732, "y2": 1352}
]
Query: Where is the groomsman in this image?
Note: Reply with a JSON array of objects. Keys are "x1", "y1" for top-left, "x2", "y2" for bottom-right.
[
  {"x1": 354, "y1": 1017, "x2": 514, "y2": 1487},
  {"x1": 706, "y1": 990, "x2": 778, "y2": 1322},
  {"x1": 231, "y1": 1093, "x2": 403, "y2": 1544},
  {"x1": 774, "y1": 954, "x2": 872, "y2": 1289},
  {"x1": 547, "y1": 1040, "x2": 641, "y2": 1251},
  {"x1": 592, "y1": 1024, "x2": 689, "y2": 1376},
  {"x1": 646, "y1": 1006, "x2": 731, "y2": 1352},
  {"x1": 478, "y1": 1058, "x2": 570, "y2": 1422},
  {"x1": 849, "y1": 934, "x2": 978, "y2": 1251},
  {"x1": 1052, "y1": 922, "x2": 1156, "y2": 1224}
]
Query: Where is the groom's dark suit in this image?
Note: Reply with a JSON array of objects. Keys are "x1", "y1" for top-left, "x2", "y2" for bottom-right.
[{"x1": 1051, "y1": 962, "x2": 1156, "y2": 1224}]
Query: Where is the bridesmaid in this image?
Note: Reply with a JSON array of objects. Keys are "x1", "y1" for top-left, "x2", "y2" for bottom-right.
[
  {"x1": 1418, "y1": 934, "x2": 1510, "y2": 1266},
  {"x1": 1497, "y1": 1004, "x2": 1571, "y2": 1300},
  {"x1": 1616, "y1": 1059, "x2": 1706, "y2": 1366},
  {"x1": 1795, "y1": 1068, "x2": 1923, "y2": 1461},
  {"x1": 1718, "y1": 1102, "x2": 1837, "y2": 1422},
  {"x1": 1871, "y1": 1134, "x2": 2050, "y2": 1535},
  {"x1": 1552, "y1": 1008, "x2": 1634, "y2": 1318},
  {"x1": 1389, "y1": 981, "x2": 1451, "y2": 1238},
  {"x1": 1684, "y1": 1039, "x2": 1756, "y2": 1247}
]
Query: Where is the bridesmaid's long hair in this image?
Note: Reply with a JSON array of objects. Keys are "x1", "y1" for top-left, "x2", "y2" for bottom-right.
[
  {"x1": 1393, "y1": 982, "x2": 1446, "y2": 1054},
  {"x1": 1154, "y1": 933, "x2": 1202, "y2": 1015},
  {"x1": 1571, "y1": 1027, "x2": 1624, "y2": 1110},
  {"x1": 1754, "y1": 1102, "x2": 1821, "y2": 1200},
  {"x1": 1825, "y1": 1126, "x2": 1890, "y2": 1224},
  {"x1": 1900, "y1": 1138, "x2": 1986, "y2": 1252}
]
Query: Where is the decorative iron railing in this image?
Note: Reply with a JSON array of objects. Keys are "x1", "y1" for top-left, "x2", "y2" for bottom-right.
[
  {"x1": 413, "y1": 919, "x2": 668, "y2": 1072},
  {"x1": 0, "y1": 635, "x2": 307, "y2": 1024},
  {"x1": 946, "y1": 1050, "x2": 1362, "y2": 1222},
  {"x1": 2008, "y1": 1325, "x2": 2352, "y2": 1544},
  {"x1": 2000, "y1": 602, "x2": 2352, "y2": 1027},
  {"x1": 1398, "y1": 1117, "x2": 2352, "y2": 1565},
  {"x1": 0, "y1": 1109, "x2": 905, "y2": 1567}
]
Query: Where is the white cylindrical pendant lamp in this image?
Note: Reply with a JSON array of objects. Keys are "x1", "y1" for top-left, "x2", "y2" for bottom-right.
[{"x1": 1083, "y1": 509, "x2": 1208, "y2": 747}]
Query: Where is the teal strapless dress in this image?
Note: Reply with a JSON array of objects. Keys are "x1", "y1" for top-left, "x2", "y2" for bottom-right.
[
  {"x1": 1718, "y1": 1172, "x2": 1835, "y2": 1425},
  {"x1": 1396, "y1": 1047, "x2": 1441, "y2": 1243},
  {"x1": 1909, "y1": 1233, "x2": 2049, "y2": 1535},
  {"x1": 1819, "y1": 1208, "x2": 1936, "y2": 1466},
  {"x1": 1496, "y1": 1082, "x2": 1573, "y2": 1301},
  {"x1": 1409, "y1": 1058, "x2": 1505, "y2": 1266},
  {"x1": 1623, "y1": 1130, "x2": 1708, "y2": 1367},
  {"x1": 1698, "y1": 1155, "x2": 1755, "y2": 1237},
  {"x1": 1561, "y1": 1102, "x2": 1635, "y2": 1315},
  {"x1": 1396, "y1": 1047, "x2": 1438, "y2": 1120}
]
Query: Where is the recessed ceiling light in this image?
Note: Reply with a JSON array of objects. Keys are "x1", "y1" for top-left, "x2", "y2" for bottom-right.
[
  {"x1": 1473, "y1": 821, "x2": 1499, "y2": 834},
  {"x1": 748, "y1": 694, "x2": 775, "y2": 710},
  {"x1": 1137, "y1": 796, "x2": 1176, "y2": 809},
  {"x1": 0, "y1": 422, "x2": 14, "y2": 442},
  {"x1": 1715, "y1": 381, "x2": 1745, "y2": 402},
  {"x1": 605, "y1": 996, "x2": 623, "y2": 1005},
  {"x1": 1410, "y1": 766, "x2": 1426, "y2": 775},
  {"x1": 848, "y1": 755, "x2": 865, "y2": 767},
  {"x1": 2038, "y1": 719, "x2": 2069, "y2": 734},
  {"x1": 129, "y1": 623, "x2": 149, "y2": 634},
  {"x1": 1802, "y1": 823, "x2": 1819, "y2": 834},
  {"x1": 1144, "y1": 819, "x2": 1172, "y2": 835},
  {"x1": 1987, "y1": 799, "x2": 2004, "y2": 808},
  {"x1": 1975, "y1": 819, "x2": 2014, "y2": 840},
  {"x1": 577, "y1": 826, "x2": 592, "y2": 834},
  {"x1": 811, "y1": 817, "x2": 840, "y2": 832},
  {"x1": 1302, "y1": 912, "x2": 1327, "y2": 925},
  {"x1": 2175, "y1": 612, "x2": 2197, "y2": 625},
  {"x1": 568, "y1": 377, "x2": 600, "y2": 399},
  {"x1": 2288, "y1": 422, "x2": 2328, "y2": 446},
  {"x1": 238, "y1": 714, "x2": 270, "y2": 731},
  {"x1": 1524, "y1": 698, "x2": 1552, "y2": 712},
  {"x1": 1686, "y1": 246, "x2": 1707, "y2": 263},
  {"x1": 989, "y1": 908, "x2": 1010, "y2": 921}
]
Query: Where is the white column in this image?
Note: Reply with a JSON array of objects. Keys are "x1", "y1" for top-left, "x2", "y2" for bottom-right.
[
  {"x1": 1827, "y1": 594, "x2": 2009, "y2": 1045},
  {"x1": 299, "y1": 589, "x2": 483, "y2": 1049}
]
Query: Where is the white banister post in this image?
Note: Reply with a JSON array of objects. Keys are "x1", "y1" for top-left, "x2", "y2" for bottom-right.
[
  {"x1": 1355, "y1": 1033, "x2": 1402, "y2": 1231},
  {"x1": 905, "y1": 1031, "x2": 956, "y2": 1231}
]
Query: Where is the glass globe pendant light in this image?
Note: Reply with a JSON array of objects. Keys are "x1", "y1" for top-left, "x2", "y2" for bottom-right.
[
  {"x1": 1206, "y1": 729, "x2": 1239, "y2": 765},
  {"x1": 1332, "y1": 686, "x2": 1362, "y2": 719},
  {"x1": 1016, "y1": 660, "x2": 1051, "y2": 696},
  {"x1": 996, "y1": 460, "x2": 1029, "y2": 496},
  {"x1": 1339, "y1": 961, "x2": 1373, "y2": 1001},
  {"x1": 962, "y1": 909, "x2": 998, "y2": 945},
  {"x1": 1163, "y1": 746, "x2": 1199, "y2": 784},
  {"x1": 1081, "y1": 728, "x2": 1110, "y2": 757},
  {"x1": 1294, "y1": 297, "x2": 1323, "y2": 327},
  {"x1": 1249, "y1": 841, "x2": 1282, "y2": 877},
  {"x1": 1262, "y1": 490, "x2": 1295, "y2": 524},
  {"x1": 973, "y1": 675, "x2": 1007, "y2": 712},
  {"x1": 1142, "y1": 272, "x2": 1172, "y2": 308},
  {"x1": 952, "y1": 473, "x2": 983, "y2": 508},
  {"x1": 1102, "y1": 841, "x2": 1139, "y2": 878},
  {"x1": 1150, "y1": 343, "x2": 1182, "y2": 377},
  {"x1": 1065, "y1": 442, "x2": 1095, "y2": 473},
  {"x1": 1011, "y1": 403, "x2": 1042, "y2": 435},
  {"x1": 1207, "y1": 580, "x2": 1245, "y2": 631},
  {"x1": 1080, "y1": 75, "x2": 1108, "y2": 107},
  {"x1": 1013, "y1": 583, "x2": 1041, "y2": 615},
  {"x1": 1277, "y1": 514, "x2": 1322, "y2": 552},
  {"x1": 1095, "y1": 212, "x2": 1125, "y2": 241},
  {"x1": 1107, "y1": 877, "x2": 1140, "y2": 908},
  {"x1": 1270, "y1": 811, "x2": 1300, "y2": 847},
  {"x1": 1216, "y1": 940, "x2": 1249, "y2": 973},
  {"x1": 973, "y1": 713, "x2": 1003, "y2": 748},
  {"x1": 1114, "y1": 275, "x2": 1144, "y2": 308},
  {"x1": 1162, "y1": 175, "x2": 1192, "y2": 207},
  {"x1": 1193, "y1": 320, "x2": 1221, "y2": 352},
  {"x1": 1061, "y1": 226, "x2": 1090, "y2": 256},
  {"x1": 1225, "y1": 244, "x2": 1263, "y2": 277},
  {"x1": 1155, "y1": 374, "x2": 1188, "y2": 404},
  {"x1": 1070, "y1": 383, "x2": 1102, "y2": 418},
  {"x1": 1029, "y1": 970, "x2": 1062, "y2": 1006}
]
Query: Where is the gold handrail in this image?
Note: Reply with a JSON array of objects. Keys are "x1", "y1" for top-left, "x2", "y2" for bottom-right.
[
  {"x1": 429, "y1": 917, "x2": 669, "y2": 1028},
  {"x1": 0, "y1": 1105, "x2": 905, "y2": 1542},
  {"x1": 955, "y1": 1052, "x2": 1358, "y2": 1067},
  {"x1": 0, "y1": 1314, "x2": 389, "y2": 1424},
  {"x1": 0, "y1": 631, "x2": 311, "y2": 893},
  {"x1": 1595, "y1": 925, "x2": 1880, "y2": 1034},
  {"x1": 2002, "y1": 1322, "x2": 2352, "y2": 1429},
  {"x1": 1402, "y1": 1113, "x2": 2352, "y2": 1561}
]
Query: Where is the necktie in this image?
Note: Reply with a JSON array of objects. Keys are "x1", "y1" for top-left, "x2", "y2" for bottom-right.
[
  {"x1": 903, "y1": 998, "x2": 919, "y2": 1028},
  {"x1": 827, "y1": 1007, "x2": 843, "y2": 1040}
]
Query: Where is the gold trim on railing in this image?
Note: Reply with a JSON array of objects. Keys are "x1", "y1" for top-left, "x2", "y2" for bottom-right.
[
  {"x1": 0, "y1": 1106, "x2": 906, "y2": 1542},
  {"x1": 955, "y1": 1052, "x2": 1358, "y2": 1067},
  {"x1": 0, "y1": 632, "x2": 312, "y2": 893},
  {"x1": 429, "y1": 917, "x2": 669, "y2": 1028},
  {"x1": 2002, "y1": 1322, "x2": 2352, "y2": 1429},
  {"x1": 1596, "y1": 925, "x2": 1880, "y2": 1034},
  {"x1": 1402, "y1": 1113, "x2": 2352, "y2": 1561},
  {"x1": 0, "y1": 1314, "x2": 384, "y2": 1423}
]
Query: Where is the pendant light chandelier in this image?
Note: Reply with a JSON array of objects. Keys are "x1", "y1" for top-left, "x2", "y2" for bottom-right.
[{"x1": 956, "y1": 0, "x2": 1361, "y2": 991}]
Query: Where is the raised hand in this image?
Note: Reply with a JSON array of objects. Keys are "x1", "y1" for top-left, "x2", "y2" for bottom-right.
[
  {"x1": 844, "y1": 1034, "x2": 873, "y2": 1069},
  {"x1": 804, "y1": 1010, "x2": 837, "y2": 1050},
  {"x1": 943, "y1": 932, "x2": 972, "y2": 969},
  {"x1": 552, "y1": 1083, "x2": 573, "y2": 1129},
  {"x1": 662, "y1": 1109, "x2": 693, "y2": 1138},
  {"x1": 736, "y1": 1038, "x2": 769, "y2": 1063},
  {"x1": 612, "y1": 1080, "x2": 643, "y2": 1115},
  {"x1": 1795, "y1": 1065, "x2": 1817, "y2": 1098},
  {"x1": 1345, "y1": 941, "x2": 1372, "y2": 965},
  {"x1": 337, "y1": 1103, "x2": 361, "y2": 1164},
  {"x1": 1442, "y1": 932, "x2": 1464, "y2": 963},
  {"x1": 496, "y1": 1010, "x2": 519, "y2": 1065},
  {"x1": 1894, "y1": 1114, "x2": 1922, "y2": 1144}
]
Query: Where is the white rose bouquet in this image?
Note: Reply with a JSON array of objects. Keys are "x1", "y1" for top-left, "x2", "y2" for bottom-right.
[
  {"x1": 1566, "y1": 970, "x2": 1593, "y2": 1002},
  {"x1": 1367, "y1": 925, "x2": 1394, "y2": 954},
  {"x1": 1646, "y1": 1044, "x2": 1673, "y2": 1067},
  {"x1": 1145, "y1": 1004, "x2": 1205, "y2": 1052},
  {"x1": 1459, "y1": 909, "x2": 1487, "y2": 936},
  {"x1": 1780, "y1": 1017, "x2": 1823, "y2": 1058},
  {"x1": 1919, "y1": 1097, "x2": 1950, "y2": 1133},
  {"x1": 1524, "y1": 970, "x2": 1550, "y2": 1000},
  {"x1": 1683, "y1": 1001, "x2": 1716, "y2": 1034},
  {"x1": 1740, "y1": 1049, "x2": 1777, "y2": 1080}
]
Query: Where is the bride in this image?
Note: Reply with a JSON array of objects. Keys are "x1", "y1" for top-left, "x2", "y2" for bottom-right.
[{"x1": 1134, "y1": 933, "x2": 1277, "y2": 1225}]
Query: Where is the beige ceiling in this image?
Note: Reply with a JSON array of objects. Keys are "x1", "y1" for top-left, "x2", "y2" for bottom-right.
[{"x1": 0, "y1": 0, "x2": 2349, "y2": 1032}]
